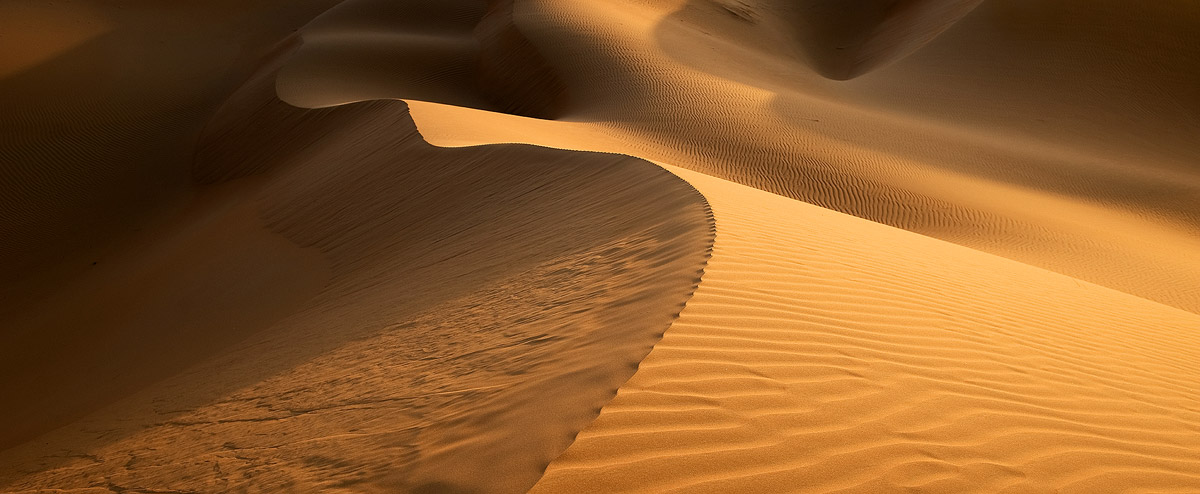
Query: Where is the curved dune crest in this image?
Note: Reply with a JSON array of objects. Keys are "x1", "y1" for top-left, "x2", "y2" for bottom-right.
[
  {"x1": 402, "y1": 88, "x2": 1200, "y2": 492},
  {"x1": 0, "y1": 52, "x2": 713, "y2": 494}
]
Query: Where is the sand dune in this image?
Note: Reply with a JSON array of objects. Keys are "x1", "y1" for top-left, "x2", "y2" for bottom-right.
[{"x1": 3, "y1": 0, "x2": 1199, "y2": 492}]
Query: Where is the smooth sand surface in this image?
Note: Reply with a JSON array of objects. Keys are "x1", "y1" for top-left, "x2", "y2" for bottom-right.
[{"x1": 3, "y1": 0, "x2": 1199, "y2": 492}]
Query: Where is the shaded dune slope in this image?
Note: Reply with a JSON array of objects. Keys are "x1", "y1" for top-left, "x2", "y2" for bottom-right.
[{"x1": 0, "y1": 40, "x2": 713, "y2": 494}]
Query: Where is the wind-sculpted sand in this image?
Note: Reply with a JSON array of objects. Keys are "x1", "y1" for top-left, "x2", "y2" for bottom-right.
[
  {"x1": 2, "y1": 0, "x2": 1198, "y2": 492},
  {"x1": 529, "y1": 167, "x2": 1200, "y2": 494}
]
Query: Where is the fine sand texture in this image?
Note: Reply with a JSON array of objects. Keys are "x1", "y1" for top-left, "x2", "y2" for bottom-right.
[
  {"x1": 530, "y1": 166, "x2": 1200, "y2": 494},
  {"x1": 3, "y1": 0, "x2": 1200, "y2": 493}
]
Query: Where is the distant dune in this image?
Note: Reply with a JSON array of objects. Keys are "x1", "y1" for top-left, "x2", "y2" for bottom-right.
[{"x1": 2, "y1": 0, "x2": 1198, "y2": 493}]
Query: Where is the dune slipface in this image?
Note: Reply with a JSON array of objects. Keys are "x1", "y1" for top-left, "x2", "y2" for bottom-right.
[{"x1": 0, "y1": 33, "x2": 712, "y2": 494}]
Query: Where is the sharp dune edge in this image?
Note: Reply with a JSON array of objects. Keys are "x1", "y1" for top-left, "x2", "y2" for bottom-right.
[{"x1": 2, "y1": 1, "x2": 1199, "y2": 494}]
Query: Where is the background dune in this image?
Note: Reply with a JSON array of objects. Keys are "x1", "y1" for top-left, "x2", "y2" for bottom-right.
[{"x1": 300, "y1": 0, "x2": 1199, "y2": 312}]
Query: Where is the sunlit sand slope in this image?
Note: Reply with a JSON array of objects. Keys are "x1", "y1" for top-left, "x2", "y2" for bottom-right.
[
  {"x1": 396, "y1": 99, "x2": 1200, "y2": 494},
  {"x1": 528, "y1": 167, "x2": 1200, "y2": 494},
  {"x1": 0, "y1": 58, "x2": 713, "y2": 494}
]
